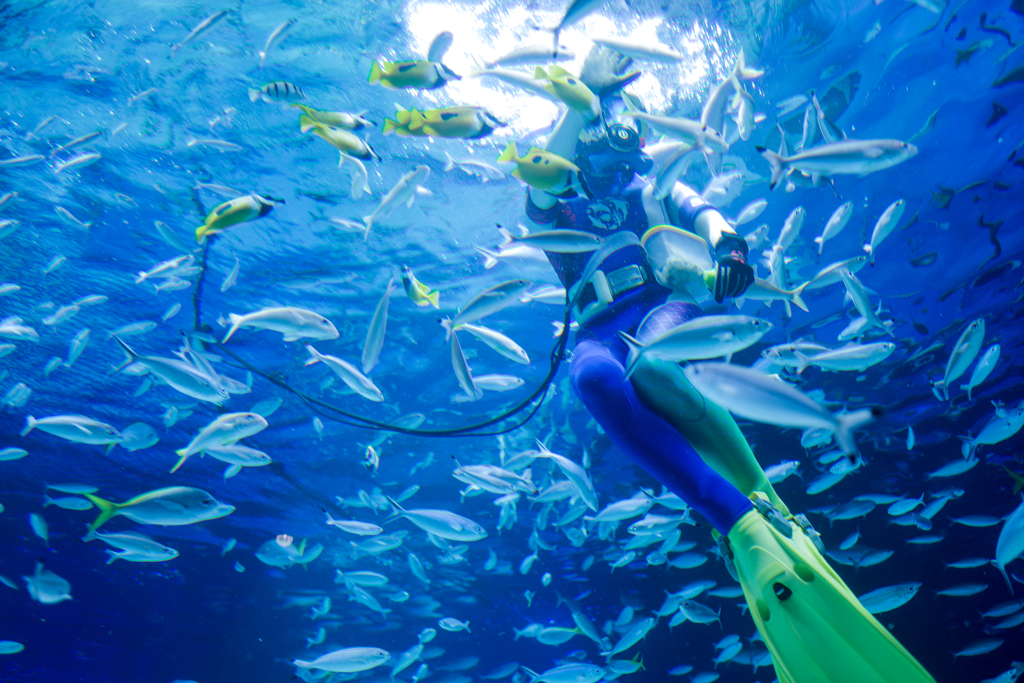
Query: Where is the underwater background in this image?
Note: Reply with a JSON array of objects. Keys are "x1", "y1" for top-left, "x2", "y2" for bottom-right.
[{"x1": 1, "y1": 0, "x2": 1023, "y2": 681}]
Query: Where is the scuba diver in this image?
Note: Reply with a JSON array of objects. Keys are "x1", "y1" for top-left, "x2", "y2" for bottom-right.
[{"x1": 522, "y1": 46, "x2": 935, "y2": 683}]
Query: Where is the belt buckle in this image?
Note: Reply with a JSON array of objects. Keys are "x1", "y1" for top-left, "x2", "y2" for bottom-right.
[{"x1": 606, "y1": 264, "x2": 645, "y2": 299}]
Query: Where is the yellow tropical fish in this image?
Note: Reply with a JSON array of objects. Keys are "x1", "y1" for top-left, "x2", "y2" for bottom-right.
[
  {"x1": 401, "y1": 265, "x2": 439, "y2": 308},
  {"x1": 496, "y1": 142, "x2": 583, "y2": 198},
  {"x1": 382, "y1": 106, "x2": 504, "y2": 139},
  {"x1": 367, "y1": 60, "x2": 459, "y2": 89},
  {"x1": 299, "y1": 115, "x2": 378, "y2": 161},
  {"x1": 534, "y1": 66, "x2": 600, "y2": 121},
  {"x1": 291, "y1": 104, "x2": 372, "y2": 130},
  {"x1": 195, "y1": 194, "x2": 277, "y2": 243}
]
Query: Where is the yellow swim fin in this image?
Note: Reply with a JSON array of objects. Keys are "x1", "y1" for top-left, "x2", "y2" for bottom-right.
[{"x1": 719, "y1": 495, "x2": 935, "y2": 683}]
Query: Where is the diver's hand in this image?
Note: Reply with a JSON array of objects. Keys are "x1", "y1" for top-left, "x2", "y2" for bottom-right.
[
  {"x1": 579, "y1": 45, "x2": 641, "y2": 97},
  {"x1": 713, "y1": 233, "x2": 754, "y2": 303}
]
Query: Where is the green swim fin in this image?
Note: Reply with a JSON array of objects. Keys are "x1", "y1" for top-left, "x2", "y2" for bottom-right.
[{"x1": 719, "y1": 494, "x2": 935, "y2": 683}]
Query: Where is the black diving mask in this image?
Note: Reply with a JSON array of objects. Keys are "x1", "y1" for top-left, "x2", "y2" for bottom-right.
[{"x1": 576, "y1": 122, "x2": 653, "y2": 179}]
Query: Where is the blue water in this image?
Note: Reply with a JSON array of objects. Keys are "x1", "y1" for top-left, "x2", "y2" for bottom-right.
[{"x1": 1, "y1": 0, "x2": 1023, "y2": 681}]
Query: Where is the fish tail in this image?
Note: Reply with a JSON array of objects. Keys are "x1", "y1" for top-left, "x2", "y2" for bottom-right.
[
  {"x1": 497, "y1": 226, "x2": 516, "y2": 249},
  {"x1": 734, "y1": 48, "x2": 764, "y2": 80},
  {"x1": 814, "y1": 236, "x2": 824, "y2": 255},
  {"x1": 112, "y1": 335, "x2": 138, "y2": 368},
  {"x1": 790, "y1": 281, "x2": 810, "y2": 313},
  {"x1": 474, "y1": 245, "x2": 500, "y2": 269},
  {"x1": 757, "y1": 147, "x2": 785, "y2": 190},
  {"x1": 381, "y1": 117, "x2": 400, "y2": 136},
  {"x1": 363, "y1": 216, "x2": 373, "y2": 241},
  {"x1": 20, "y1": 415, "x2": 37, "y2": 437},
  {"x1": 298, "y1": 114, "x2": 317, "y2": 134},
  {"x1": 221, "y1": 313, "x2": 243, "y2": 343},
  {"x1": 617, "y1": 331, "x2": 645, "y2": 379},
  {"x1": 956, "y1": 435, "x2": 976, "y2": 459},
  {"x1": 794, "y1": 351, "x2": 810, "y2": 374},
  {"x1": 84, "y1": 493, "x2": 119, "y2": 531},
  {"x1": 247, "y1": 88, "x2": 260, "y2": 103},
  {"x1": 835, "y1": 407, "x2": 880, "y2": 455},
  {"x1": 303, "y1": 343, "x2": 322, "y2": 366},
  {"x1": 367, "y1": 60, "x2": 384, "y2": 85},
  {"x1": 195, "y1": 224, "x2": 209, "y2": 243},
  {"x1": 496, "y1": 141, "x2": 518, "y2": 164},
  {"x1": 992, "y1": 560, "x2": 1015, "y2": 595},
  {"x1": 444, "y1": 152, "x2": 456, "y2": 172},
  {"x1": 170, "y1": 449, "x2": 190, "y2": 473},
  {"x1": 394, "y1": 109, "x2": 413, "y2": 127},
  {"x1": 105, "y1": 550, "x2": 121, "y2": 565},
  {"x1": 427, "y1": 289, "x2": 440, "y2": 309}
]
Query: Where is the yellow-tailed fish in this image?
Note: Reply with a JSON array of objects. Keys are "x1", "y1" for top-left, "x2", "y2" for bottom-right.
[
  {"x1": 401, "y1": 266, "x2": 439, "y2": 309},
  {"x1": 291, "y1": 104, "x2": 372, "y2": 130},
  {"x1": 195, "y1": 194, "x2": 278, "y2": 243},
  {"x1": 496, "y1": 142, "x2": 584, "y2": 198},
  {"x1": 382, "y1": 106, "x2": 504, "y2": 139},
  {"x1": 299, "y1": 115, "x2": 378, "y2": 161},
  {"x1": 367, "y1": 60, "x2": 459, "y2": 90},
  {"x1": 534, "y1": 65, "x2": 600, "y2": 121}
]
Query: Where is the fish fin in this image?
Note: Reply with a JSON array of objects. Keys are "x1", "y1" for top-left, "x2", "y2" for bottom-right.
[
  {"x1": 473, "y1": 245, "x2": 500, "y2": 269},
  {"x1": 757, "y1": 147, "x2": 785, "y2": 190},
  {"x1": 835, "y1": 407, "x2": 880, "y2": 455},
  {"x1": 790, "y1": 281, "x2": 810, "y2": 312},
  {"x1": 170, "y1": 449, "x2": 189, "y2": 473},
  {"x1": 497, "y1": 141, "x2": 518, "y2": 163},
  {"x1": 303, "y1": 344, "x2": 321, "y2": 366},
  {"x1": 794, "y1": 351, "x2": 810, "y2": 374},
  {"x1": 734, "y1": 48, "x2": 764, "y2": 80},
  {"x1": 617, "y1": 331, "x2": 645, "y2": 379},
  {"x1": 367, "y1": 60, "x2": 384, "y2": 85},
  {"x1": 992, "y1": 559, "x2": 1015, "y2": 595},
  {"x1": 221, "y1": 313, "x2": 243, "y2": 343},
  {"x1": 20, "y1": 415, "x2": 37, "y2": 437},
  {"x1": 84, "y1": 494, "x2": 119, "y2": 531},
  {"x1": 408, "y1": 109, "x2": 426, "y2": 131}
]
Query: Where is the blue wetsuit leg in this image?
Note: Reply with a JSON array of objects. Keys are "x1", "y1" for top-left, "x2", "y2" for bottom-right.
[{"x1": 570, "y1": 337, "x2": 753, "y2": 535}]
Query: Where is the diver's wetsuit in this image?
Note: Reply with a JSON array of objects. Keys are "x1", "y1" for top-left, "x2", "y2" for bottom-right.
[{"x1": 526, "y1": 178, "x2": 753, "y2": 535}]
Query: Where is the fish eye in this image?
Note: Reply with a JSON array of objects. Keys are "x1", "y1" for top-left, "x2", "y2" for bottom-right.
[
  {"x1": 321, "y1": 319, "x2": 330, "y2": 326},
  {"x1": 202, "y1": 498, "x2": 213, "y2": 505}
]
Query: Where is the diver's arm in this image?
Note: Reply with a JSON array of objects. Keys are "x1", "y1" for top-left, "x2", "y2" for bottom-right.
[
  {"x1": 664, "y1": 182, "x2": 738, "y2": 247},
  {"x1": 665, "y1": 182, "x2": 753, "y2": 302},
  {"x1": 527, "y1": 109, "x2": 587, "y2": 212}
]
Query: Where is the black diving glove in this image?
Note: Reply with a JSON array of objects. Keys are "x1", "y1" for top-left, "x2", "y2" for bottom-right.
[{"x1": 713, "y1": 233, "x2": 754, "y2": 303}]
